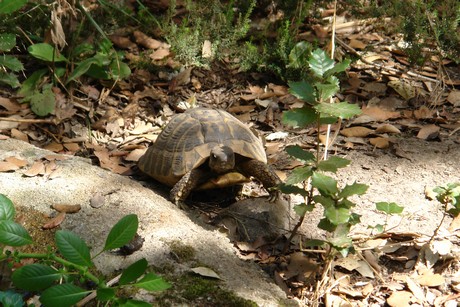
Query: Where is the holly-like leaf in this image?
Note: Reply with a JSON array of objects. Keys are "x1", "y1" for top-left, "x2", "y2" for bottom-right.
[
  {"x1": 30, "y1": 85, "x2": 56, "y2": 116},
  {"x1": 288, "y1": 80, "x2": 316, "y2": 104},
  {"x1": 286, "y1": 145, "x2": 315, "y2": 162},
  {"x1": 311, "y1": 172, "x2": 338, "y2": 196},
  {"x1": 315, "y1": 101, "x2": 361, "y2": 119},
  {"x1": 376, "y1": 202, "x2": 404, "y2": 214},
  {"x1": 278, "y1": 184, "x2": 309, "y2": 197},
  {"x1": 309, "y1": 49, "x2": 334, "y2": 78},
  {"x1": 315, "y1": 79, "x2": 339, "y2": 101},
  {"x1": 282, "y1": 106, "x2": 317, "y2": 128},
  {"x1": 339, "y1": 183, "x2": 368, "y2": 198},
  {"x1": 318, "y1": 156, "x2": 351, "y2": 172},
  {"x1": 286, "y1": 166, "x2": 313, "y2": 185},
  {"x1": 325, "y1": 59, "x2": 351, "y2": 77}
]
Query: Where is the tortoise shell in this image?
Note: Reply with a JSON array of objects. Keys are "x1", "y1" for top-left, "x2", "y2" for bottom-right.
[{"x1": 138, "y1": 107, "x2": 267, "y2": 187}]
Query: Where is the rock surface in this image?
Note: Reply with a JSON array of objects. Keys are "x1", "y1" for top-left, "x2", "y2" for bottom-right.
[{"x1": 0, "y1": 138, "x2": 291, "y2": 306}]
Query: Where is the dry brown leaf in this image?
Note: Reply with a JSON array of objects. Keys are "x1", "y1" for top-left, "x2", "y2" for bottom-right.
[
  {"x1": 109, "y1": 35, "x2": 136, "y2": 49},
  {"x1": 448, "y1": 214, "x2": 460, "y2": 232},
  {"x1": 268, "y1": 83, "x2": 288, "y2": 96},
  {"x1": 405, "y1": 276, "x2": 425, "y2": 303},
  {"x1": 44, "y1": 154, "x2": 68, "y2": 161},
  {"x1": 285, "y1": 252, "x2": 318, "y2": 280},
  {"x1": 63, "y1": 142, "x2": 80, "y2": 152},
  {"x1": 413, "y1": 106, "x2": 435, "y2": 119},
  {"x1": 375, "y1": 124, "x2": 401, "y2": 134},
  {"x1": 341, "y1": 126, "x2": 373, "y2": 137},
  {"x1": 361, "y1": 106, "x2": 400, "y2": 121},
  {"x1": 349, "y1": 39, "x2": 367, "y2": 50},
  {"x1": 42, "y1": 212, "x2": 66, "y2": 229},
  {"x1": 447, "y1": 90, "x2": 460, "y2": 106},
  {"x1": 415, "y1": 272, "x2": 445, "y2": 287},
  {"x1": 52, "y1": 204, "x2": 82, "y2": 213},
  {"x1": 150, "y1": 48, "x2": 170, "y2": 60},
  {"x1": 125, "y1": 148, "x2": 147, "y2": 162},
  {"x1": 10, "y1": 129, "x2": 28, "y2": 142},
  {"x1": 5, "y1": 156, "x2": 27, "y2": 168},
  {"x1": 0, "y1": 97, "x2": 21, "y2": 112},
  {"x1": 23, "y1": 161, "x2": 46, "y2": 177},
  {"x1": 416, "y1": 125, "x2": 440, "y2": 140},
  {"x1": 363, "y1": 82, "x2": 387, "y2": 93},
  {"x1": 44, "y1": 142, "x2": 64, "y2": 152},
  {"x1": 133, "y1": 30, "x2": 164, "y2": 49},
  {"x1": 369, "y1": 137, "x2": 390, "y2": 149},
  {"x1": 0, "y1": 161, "x2": 20, "y2": 172},
  {"x1": 387, "y1": 290, "x2": 414, "y2": 307}
]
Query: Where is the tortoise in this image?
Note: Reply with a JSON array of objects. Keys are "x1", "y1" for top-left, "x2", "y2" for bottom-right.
[{"x1": 138, "y1": 107, "x2": 280, "y2": 206}]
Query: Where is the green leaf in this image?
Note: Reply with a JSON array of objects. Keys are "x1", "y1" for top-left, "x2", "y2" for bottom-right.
[
  {"x1": 286, "y1": 166, "x2": 313, "y2": 185},
  {"x1": 66, "y1": 58, "x2": 100, "y2": 83},
  {"x1": 0, "y1": 220, "x2": 32, "y2": 246},
  {"x1": 132, "y1": 273, "x2": 171, "y2": 291},
  {"x1": 30, "y1": 85, "x2": 56, "y2": 116},
  {"x1": 293, "y1": 203, "x2": 314, "y2": 216},
  {"x1": 317, "y1": 156, "x2": 351, "y2": 172},
  {"x1": 85, "y1": 64, "x2": 110, "y2": 80},
  {"x1": 288, "y1": 41, "x2": 312, "y2": 69},
  {"x1": 0, "y1": 290, "x2": 24, "y2": 307},
  {"x1": 0, "y1": 71, "x2": 20, "y2": 88},
  {"x1": 0, "y1": 194, "x2": 15, "y2": 220},
  {"x1": 40, "y1": 284, "x2": 90, "y2": 307},
  {"x1": 376, "y1": 202, "x2": 404, "y2": 214},
  {"x1": 110, "y1": 61, "x2": 131, "y2": 80},
  {"x1": 315, "y1": 101, "x2": 361, "y2": 119},
  {"x1": 288, "y1": 80, "x2": 315, "y2": 104},
  {"x1": 309, "y1": 49, "x2": 334, "y2": 78},
  {"x1": 96, "y1": 287, "x2": 116, "y2": 301},
  {"x1": 278, "y1": 184, "x2": 309, "y2": 197},
  {"x1": 311, "y1": 172, "x2": 338, "y2": 196},
  {"x1": 28, "y1": 43, "x2": 68, "y2": 62},
  {"x1": 325, "y1": 59, "x2": 351, "y2": 77},
  {"x1": 104, "y1": 214, "x2": 138, "y2": 251},
  {"x1": 17, "y1": 69, "x2": 48, "y2": 98},
  {"x1": 55, "y1": 230, "x2": 92, "y2": 267},
  {"x1": 339, "y1": 183, "x2": 368, "y2": 198},
  {"x1": 285, "y1": 145, "x2": 315, "y2": 162},
  {"x1": 0, "y1": 34, "x2": 16, "y2": 52},
  {"x1": 0, "y1": 55, "x2": 24, "y2": 72},
  {"x1": 325, "y1": 207, "x2": 350, "y2": 225},
  {"x1": 282, "y1": 106, "x2": 317, "y2": 128},
  {"x1": 119, "y1": 258, "x2": 148, "y2": 285},
  {"x1": 312, "y1": 195, "x2": 335, "y2": 207},
  {"x1": 315, "y1": 80, "x2": 339, "y2": 101},
  {"x1": 318, "y1": 218, "x2": 335, "y2": 232},
  {"x1": 12, "y1": 264, "x2": 61, "y2": 291},
  {"x1": 0, "y1": 0, "x2": 27, "y2": 14}
]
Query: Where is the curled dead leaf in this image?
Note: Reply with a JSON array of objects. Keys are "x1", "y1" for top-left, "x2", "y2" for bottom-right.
[
  {"x1": 42, "y1": 212, "x2": 66, "y2": 229},
  {"x1": 23, "y1": 161, "x2": 46, "y2": 177},
  {"x1": 52, "y1": 204, "x2": 81, "y2": 213},
  {"x1": 369, "y1": 137, "x2": 390, "y2": 149},
  {"x1": 375, "y1": 124, "x2": 401, "y2": 134},
  {"x1": 416, "y1": 125, "x2": 439, "y2": 140},
  {"x1": 191, "y1": 267, "x2": 222, "y2": 279},
  {"x1": 341, "y1": 126, "x2": 373, "y2": 137}
]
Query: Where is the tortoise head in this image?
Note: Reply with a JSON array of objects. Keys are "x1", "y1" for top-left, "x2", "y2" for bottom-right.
[{"x1": 209, "y1": 145, "x2": 235, "y2": 174}]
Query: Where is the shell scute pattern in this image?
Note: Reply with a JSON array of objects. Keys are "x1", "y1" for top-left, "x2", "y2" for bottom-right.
[{"x1": 138, "y1": 108, "x2": 267, "y2": 187}]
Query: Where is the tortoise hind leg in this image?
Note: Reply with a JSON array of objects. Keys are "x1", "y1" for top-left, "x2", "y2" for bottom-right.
[
  {"x1": 170, "y1": 169, "x2": 208, "y2": 207},
  {"x1": 239, "y1": 160, "x2": 281, "y2": 201}
]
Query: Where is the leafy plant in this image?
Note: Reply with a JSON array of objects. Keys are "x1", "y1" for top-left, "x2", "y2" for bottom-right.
[
  {"x1": 0, "y1": 194, "x2": 170, "y2": 306},
  {"x1": 0, "y1": 0, "x2": 28, "y2": 89},
  {"x1": 280, "y1": 47, "x2": 363, "y2": 256}
]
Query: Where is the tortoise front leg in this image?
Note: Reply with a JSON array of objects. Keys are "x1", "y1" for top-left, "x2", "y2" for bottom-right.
[
  {"x1": 170, "y1": 168, "x2": 208, "y2": 207},
  {"x1": 239, "y1": 160, "x2": 281, "y2": 201}
]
